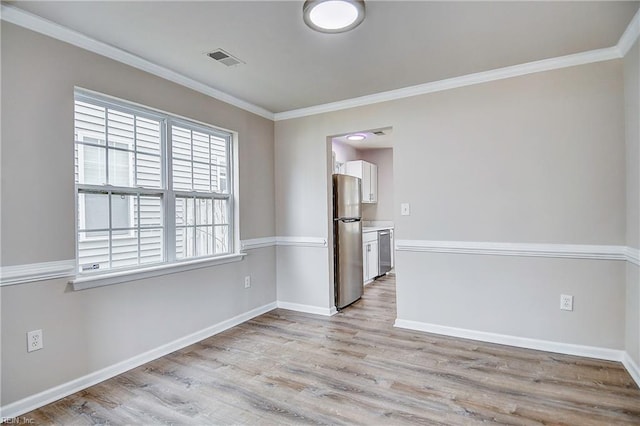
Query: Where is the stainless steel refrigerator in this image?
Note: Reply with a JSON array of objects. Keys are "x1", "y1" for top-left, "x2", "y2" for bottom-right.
[{"x1": 333, "y1": 174, "x2": 363, "y2": 309}]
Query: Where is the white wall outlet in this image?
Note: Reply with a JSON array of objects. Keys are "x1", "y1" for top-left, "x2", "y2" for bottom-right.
[
  {"x1": 401, "y1": 203, "x2": 410, "y2": 216},
  {"x1": 27, "y1": 329, "x2": 43, "y2": 352},
  {"x1": 560, "y1": 294, "x2": 573, "y2": 311},
  {"x1": 244, "y1": 275, "x2": 251, "y2": 289}
]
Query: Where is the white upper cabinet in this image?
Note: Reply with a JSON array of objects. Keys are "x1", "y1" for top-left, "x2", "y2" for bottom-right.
[{"x1": 345, "y1": 160, "x2": 378, "y2": 204}]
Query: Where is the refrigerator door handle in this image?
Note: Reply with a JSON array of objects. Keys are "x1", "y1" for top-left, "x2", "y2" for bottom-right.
[{"x1": 340, "y1": 218, "x2": 360, "y2": 223}]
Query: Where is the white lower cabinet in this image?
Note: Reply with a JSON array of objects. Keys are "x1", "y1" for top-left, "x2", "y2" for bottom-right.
[
  {"x1": 390, "y1": 229, "x2": 394, "y2": 269},
  {"x1": 367, "y1": 240, "x2": 379, "y2": 282},
  {"x1": 363, "y1": 231, "x2": 379, "y2": 284}
]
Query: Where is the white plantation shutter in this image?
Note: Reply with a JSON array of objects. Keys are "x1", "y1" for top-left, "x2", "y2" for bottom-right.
[{"x1": 74, "y1": 90, "x2": 234, "y2": 274}]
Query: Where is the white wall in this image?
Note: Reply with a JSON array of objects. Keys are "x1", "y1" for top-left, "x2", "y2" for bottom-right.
[
  {"x1": 2, "y1": 15, "x2": 638, "y2": 414},
  {"x1": 1, "y1": 23, "x2": 276, "y2": 406},
  {"x1": 625, "y1": 39, "x2": 640, "y2": 365},
  {"x1": 275, "y1": 59, "x2": 628, "y2": 350},
  {"x1": 331, "y1": 140, "x2": 358, "y2": 169}
]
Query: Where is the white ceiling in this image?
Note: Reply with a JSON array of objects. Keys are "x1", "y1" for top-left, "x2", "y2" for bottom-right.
[
  {"x1": 333, "y1": 127, "x2": 393, "y2": 149},
  {"x1": 6, "y1": 1, "x2": 639, "y2": 115}
]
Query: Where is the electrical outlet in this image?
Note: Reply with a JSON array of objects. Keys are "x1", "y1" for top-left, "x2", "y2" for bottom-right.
[
  {"x1": 27, "y1": 329, "x2": 43, "y2": 352},
  {"x1": 244, "y1": 275, "x2": 251, "y2": 289},
  {"x1": 560, "y1": 294, "x2": 573, "y2": 311}
]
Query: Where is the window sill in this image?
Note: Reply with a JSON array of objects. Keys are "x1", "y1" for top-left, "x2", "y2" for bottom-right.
[{"x1": 70, "y1": 253, "x2": 246, "y2": 290}]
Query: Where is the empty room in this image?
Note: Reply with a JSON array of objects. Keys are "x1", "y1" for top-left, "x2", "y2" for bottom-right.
[{"x1": 1, "y1": 1, "x2": 639, "y2": 424}]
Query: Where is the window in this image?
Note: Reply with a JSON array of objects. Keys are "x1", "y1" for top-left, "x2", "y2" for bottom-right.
[{"x1": 74, "y1": 90, "x2": 234, "y2": 274}]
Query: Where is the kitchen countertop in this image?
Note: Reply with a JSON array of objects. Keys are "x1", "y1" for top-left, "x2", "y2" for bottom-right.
[{"x1": 363, "y1": 226, "x2": 394, "y2": 233}]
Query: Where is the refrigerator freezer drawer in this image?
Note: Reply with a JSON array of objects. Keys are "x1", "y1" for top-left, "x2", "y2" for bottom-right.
[{"x1": 335, "y1": 219, "x2": 363, "y2": 309}]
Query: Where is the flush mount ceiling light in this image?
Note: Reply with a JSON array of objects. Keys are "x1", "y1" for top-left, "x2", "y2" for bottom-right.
[
  {"x1": 346, "y1": 134, "x2": 366, "y2": 141},
  {"x1": 303, "y1": 0, "x2": 365, "y2": 33}
]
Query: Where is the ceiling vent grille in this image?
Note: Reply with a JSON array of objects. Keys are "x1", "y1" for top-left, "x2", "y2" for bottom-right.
[
  {"x1": 207, "y1": 49, "x2": 244, "y2": 67},
  {"x1": 373, "y1": 131, "x2": 386, "y2": 136}
]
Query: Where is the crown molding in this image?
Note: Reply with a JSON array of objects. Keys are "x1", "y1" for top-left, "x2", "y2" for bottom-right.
[
  {"x1": 2, "y1": 3, "x2": 638, "y2": 123},
  {"x1": 0, "y1": 4, "x2": 275, "y2": 121},
  {"x1": 274, "y1": 47, "x2": 620, "y2": 121},
  {"x1": 275, "y1": 5, "x2": 640, "y2": 121},
  {"x1": 617, "y1": 7, "x2": 640, "y2": 57}
]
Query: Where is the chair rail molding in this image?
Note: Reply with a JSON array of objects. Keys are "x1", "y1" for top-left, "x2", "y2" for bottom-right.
[
  {"x1": 276, "y1": 236, "x2": 328, "y2": 248},
  {"x1": 626, "y1": 247, "x2": 640, "y2": 266},
  {"x1": 395, "y1": 240, "x2": 629, "y2": 261},
  {"x1": 0, "y1": 260, "x2": 76, "y2": 286},
  {"x1": 241, "y1": 237, "x2": 278, "y2": 250}
]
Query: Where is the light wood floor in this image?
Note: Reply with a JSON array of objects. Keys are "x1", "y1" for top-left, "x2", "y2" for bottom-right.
[{"x1": 17, "y1": 275, "x2": 640, "y2": 425}]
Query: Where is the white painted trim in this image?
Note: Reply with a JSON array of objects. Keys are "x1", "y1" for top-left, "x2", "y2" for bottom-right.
[
  {"x1": 239, "y1": 236, "x2": 330, "y2": 250},
  {"x1": 276, "y1": 301, "x2": 336, "y2": 316},
  {"x1": 394, "y1": 319, "x2": 624, "y2": 362},
  {"x1": 395, "y1": 240, "x2": 627, "y2": 261},
  {"x1": 0, "y1": 4, "x2": 274, "y2": 121},
  {"x1": 626, "y1": 247, "x2": 640, "y2": 266},
  {"x1": 274, "y1": 47, "x2": 619, "y2": 121},
  {"x1": 622, "y1": 352, "x2": 640, "y2": 388},
  {"x1": 3, "y1": 243, "x2": 635, "y2": 288},
  {"x1": 276, "y1": 236, "x2": 328, "y2": 248},
  {"x1": 0, "y1": 301, "x2": 277, "y2": 420},
  {"x1": 617, "y1": 8, "x2": 640, "y2": 57},
  {"x1": 0, "y1": 260, "x2": 76, "y2": 286},
  {"x1": 240, "y1": 237, "x2": 277, "y2": 250},
  {"x1": 70, "y1": 253, "x2": 246, "y2": 290},
  {"x1": 3, "y1": 3, "x2": 638, "y2": 124}
]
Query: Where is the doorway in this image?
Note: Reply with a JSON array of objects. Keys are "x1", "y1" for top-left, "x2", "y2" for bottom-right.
[{"x1": 328, "y1": 127, "x2": 395, "y2": 309}]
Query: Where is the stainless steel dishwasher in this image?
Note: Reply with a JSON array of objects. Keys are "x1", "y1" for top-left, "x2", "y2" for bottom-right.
[{"x1": 378, "y1": 229, "x2": 392, "y2": 276}]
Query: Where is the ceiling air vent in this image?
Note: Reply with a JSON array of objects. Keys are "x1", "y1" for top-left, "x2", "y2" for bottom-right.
[
  {"x1": 373, "y1": 131, "x2": 386, "y2": 136},
  {"x1": 207, "y1": 49, "x2": 244, "y2": 67}
]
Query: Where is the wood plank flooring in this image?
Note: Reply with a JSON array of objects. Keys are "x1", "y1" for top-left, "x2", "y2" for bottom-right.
[{"x1": 15, "y1": 275, "x2": 640, "y2": 425}]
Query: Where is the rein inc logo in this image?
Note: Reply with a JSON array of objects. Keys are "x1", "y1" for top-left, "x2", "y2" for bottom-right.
[{"x1": 1, "y1": 417, "x2": 34, "y2": 424}]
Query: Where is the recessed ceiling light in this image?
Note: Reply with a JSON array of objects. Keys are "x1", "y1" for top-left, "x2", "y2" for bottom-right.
[
  {"x1": 346, "y1": 134, "x2": 366, "y2": 141},
  {"x1": 303, "y1": 0, "x2": 365, "y2": 34}
]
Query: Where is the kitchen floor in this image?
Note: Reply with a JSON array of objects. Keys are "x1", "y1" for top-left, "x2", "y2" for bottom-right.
[{"x1": 18, "y1": 275, "x2": 640, "y2": 424}]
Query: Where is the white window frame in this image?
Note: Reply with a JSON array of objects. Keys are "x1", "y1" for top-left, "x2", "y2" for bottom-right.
[
  {"x1": 72, "y1": 89, "x2": 243, "y2": 289},
  {"x1": 77, "y1": 141, "x2": 136, "y2": 241}
]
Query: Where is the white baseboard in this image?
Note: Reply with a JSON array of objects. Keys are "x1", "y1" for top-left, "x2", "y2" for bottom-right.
[
  {"x1": 276, "y1": 301, "x2": 336, "y2": 316},
  {"x1": 0, "y1": 302, "x2": 277, "y2": 420},
  {"x1": 622, "y1": 352, "x2": 640, "y2": 387},
  {"x1": 395, "y1": 319, "x2": 640, "y2": 388},
  {"x1": 394, "y1": 319, "x2": 624, "y2": 362}
]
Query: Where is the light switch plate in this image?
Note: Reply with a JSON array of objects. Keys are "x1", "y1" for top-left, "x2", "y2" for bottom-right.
[{"x1": 401, "y1": 203, "x2": 410, "y2": 216}]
